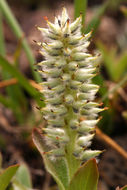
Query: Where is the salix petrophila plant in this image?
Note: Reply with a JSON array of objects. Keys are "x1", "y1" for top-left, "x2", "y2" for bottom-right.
[{"x1": 33, "y1": 8, "x2": 106, "y2": 190}]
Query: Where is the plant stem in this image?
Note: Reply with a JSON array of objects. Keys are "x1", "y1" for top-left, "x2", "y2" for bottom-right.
[{"x1": 0, "y1": 0, "x2": 40, "y2": 82}]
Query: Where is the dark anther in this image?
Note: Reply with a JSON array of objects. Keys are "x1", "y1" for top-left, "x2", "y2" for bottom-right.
[
  {"x1": 58, "y1": 19, "x2": 61, "y2": 27},
  {"x1": 64, "y1": 119, "x2": 68, "y2": 125},
  {"x1": 48, "y1": 86, "x2": 51, "y2": 90},
  {"x1": 64, "y1": 33, "x2": 69, "y2": 38},
  {"x1": 33, "y1": 39, "x2": 37, "y2": 43},
  {"x1": 73, "y1": 107, "x2": 79, "y2": 113},
  {"x1": 36, "y1": 106, "x2": 40, "y2": 110},
  {"x1": 67, "y1": 18, "x2": 70, "y2": 24}
]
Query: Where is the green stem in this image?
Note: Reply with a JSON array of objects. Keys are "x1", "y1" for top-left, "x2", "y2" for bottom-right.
[
  {"x1": 0, "y1": 0, "x2": 40, "y2": 82},
  {"x1": 63, "y1": 73, "x2": 80, "y2": 179},
  {"x1": 65, "y1": 128, "x2": 80, "y2": 180}
]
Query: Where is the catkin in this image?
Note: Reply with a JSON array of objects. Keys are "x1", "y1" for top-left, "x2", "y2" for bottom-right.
[{"x1": 37, "y1": 8, "x2": 103, "y2": 161}]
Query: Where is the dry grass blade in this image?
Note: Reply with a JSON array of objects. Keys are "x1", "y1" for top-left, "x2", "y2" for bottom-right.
[
  {"x1": 0, "y1": 78, "x2": 17, "y2": 88},
  {"x1": 0, "y1": 78, "x2": 41, "y2": 90}
]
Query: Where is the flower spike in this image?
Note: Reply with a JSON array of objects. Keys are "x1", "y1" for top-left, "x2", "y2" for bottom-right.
[{"x1": 36, "y1": 8, "x2": 105, "y2": 163}]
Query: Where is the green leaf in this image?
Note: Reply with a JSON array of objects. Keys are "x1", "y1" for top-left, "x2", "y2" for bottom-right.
[
  {"x1": 116, "y1": 185, "x2": 127, "y2": 190},
  {"x1": 121, "y1": 185, "x2": 127, "y2": 190},
  {"x1": 15, "y1": 164, "x2": 32, "y2": 188},
  {"x1": 32, "y1": 128, "x2": 69, "y2": 190},
  {"x1": 84, "y1": 2, "x2": 108, "y2": 35},
  {"x1": 68, "y1": 159, "x2": 99, "y2": 190},
  {"x1": 0, "y1": 164, "x2": 19, "y2": 190},
  {"x1": 74, "y1": 0, "x2": 87, "y2": 25},
  {"x1": 12, "y1": 179, "x2": 31, "y2": 190}
]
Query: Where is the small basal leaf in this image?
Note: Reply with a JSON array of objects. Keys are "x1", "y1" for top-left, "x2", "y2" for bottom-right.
[
  {"x1": 0, "y1": 164, "x2": 19, "y2": 190},
  {"x1": 15, "y1": 164, "x2": 32, "y2": 188},
  {"x1": 120, "y1": 185, "x2": 127, "y2": 190},
  {"x1": 12, "y1": 179, "x2": 32, "y2": 190},
  {"x1": 32, "y1": 128, "x2": 69, "y2": 190},
  {"x1": 69, "y1": 159, "x2": 99, "y2": 190}
]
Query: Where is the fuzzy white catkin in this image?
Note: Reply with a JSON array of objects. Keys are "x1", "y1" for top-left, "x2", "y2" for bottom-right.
[{"x1": 37, "y1": 8, "x2": 103, "y2": 161}]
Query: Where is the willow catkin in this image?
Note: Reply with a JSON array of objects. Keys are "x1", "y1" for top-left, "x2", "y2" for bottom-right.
[{"x1": 37, "y1": 8, "x2": 103, "y2": 161}]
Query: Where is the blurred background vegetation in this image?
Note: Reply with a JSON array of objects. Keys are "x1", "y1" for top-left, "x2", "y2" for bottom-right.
[{"x1": 0, "y1": 0, "x2": 127, "y2": 189}]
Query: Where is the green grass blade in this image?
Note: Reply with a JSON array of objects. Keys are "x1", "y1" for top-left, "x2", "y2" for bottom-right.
[
  {"x1": 0, "y1": 94, "x2": 14, "y2": 108},
  {"x1": 74, "y1": 0, "x2": 87, "y2": 25},
  {"x1": 0, "y1": 55, "x2": 44, "y2": 107},
  {"x1": 0, "y1": 0, "x2": 40, "y2": 82},
  {"x1": 97, "y1": 41, "x2": 117, "y2": 81},
  {"x1": 84, "y1": 2, "x2": 108, "y2": 35},
  {"x1": 0, "y1": 13, "x2": 5, "y2": 56},
  {"x1": 114, "y1": 51, "x2": 127, "y2": 81}
]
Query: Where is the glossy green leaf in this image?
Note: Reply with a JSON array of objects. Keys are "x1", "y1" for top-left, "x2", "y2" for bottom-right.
[
  {"x1": 69, "y1": 159, "x2": 99, "y2": 190},
  {"x1": 32, "y1": 128, "x2": 69, "y2": 190},
  {"x1": 0, "y1": 164, "x2": 19, "y2": 190},
  {"x1": 15, "y1": 164, "x2": 32, "y2": 188}
]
